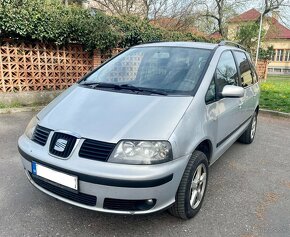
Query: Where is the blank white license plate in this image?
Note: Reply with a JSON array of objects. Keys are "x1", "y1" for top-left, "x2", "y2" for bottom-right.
[{"x1": 32, "y1": 162, "x2": 78, "y2": 190}]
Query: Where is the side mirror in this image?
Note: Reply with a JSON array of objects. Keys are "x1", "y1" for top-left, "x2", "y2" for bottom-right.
[{"x1": 221, "y1": 85, "x2": 244, "y2": 98}]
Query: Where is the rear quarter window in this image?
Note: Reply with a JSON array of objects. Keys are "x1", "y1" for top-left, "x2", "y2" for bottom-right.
[{"x1": 234, "y1": 51, "x2": 253, "y2": 87}]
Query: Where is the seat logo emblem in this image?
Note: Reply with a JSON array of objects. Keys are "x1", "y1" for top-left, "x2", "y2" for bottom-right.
[{"x1": 54, "y1": 139, "x2": 67, "y2": 152}]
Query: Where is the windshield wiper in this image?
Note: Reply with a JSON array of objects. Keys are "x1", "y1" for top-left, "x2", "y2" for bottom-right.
[
  {"x1": 81, "y1": 82, "x2": 167, "y2": 95},
  {"x1": 119, "y1": 84, "x2": 168, "y2": 95},
  {"x1": 81, "y1": 82, "x2": 117, "y2": 88}
]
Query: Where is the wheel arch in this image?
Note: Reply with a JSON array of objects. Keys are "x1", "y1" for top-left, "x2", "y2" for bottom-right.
[
  {"x1": 255, "y1": 105, "x2": 259, "y2": 115},
  {"x1": 195, "y1": 139, "x2": 213, "y2": 164}
]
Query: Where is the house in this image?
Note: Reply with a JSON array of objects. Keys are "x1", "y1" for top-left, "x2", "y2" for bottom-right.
[{"x1": 228, "y1": 8, "x2": 290, "y2": 75}]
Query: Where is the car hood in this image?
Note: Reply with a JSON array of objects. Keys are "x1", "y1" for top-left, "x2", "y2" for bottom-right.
[{"x1": 38, "y1": 85, "x2": 193, "y2": 143}]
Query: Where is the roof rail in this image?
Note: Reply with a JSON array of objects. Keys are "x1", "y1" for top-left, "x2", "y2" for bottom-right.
[{"x1": 218, "y1": 40, "x2": 248, "y2": 51}]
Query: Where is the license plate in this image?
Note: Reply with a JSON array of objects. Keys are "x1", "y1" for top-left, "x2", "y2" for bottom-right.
[{"x1": 31, "y1": 162, "x2": 78, "y2": 190}]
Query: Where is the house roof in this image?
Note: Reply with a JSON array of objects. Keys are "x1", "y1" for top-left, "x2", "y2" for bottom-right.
[
  {"x1": 265, "y1": 18, "x2": 290, "y2": 39},
  {"x1": 228, "y1": 8, "x2": 260, "y2": 23},
  {"x1": 228, "y1": 8, "x2": 290, "y2": 39}
]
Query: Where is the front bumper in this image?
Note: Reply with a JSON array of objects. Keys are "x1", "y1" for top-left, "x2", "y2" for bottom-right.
[{"x1": 18, "y1": 135, "x2": 190, "y2": 214}]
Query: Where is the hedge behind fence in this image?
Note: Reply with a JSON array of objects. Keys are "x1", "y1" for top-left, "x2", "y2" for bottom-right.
[{"x1": 0, "y1": 0, "x2": 208, "y2": 51}]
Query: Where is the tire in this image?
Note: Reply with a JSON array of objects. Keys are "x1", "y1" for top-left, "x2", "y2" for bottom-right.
[
  {"x1": 168, "y1": 150, "x2": 208, "y2": 219},
  {"x1": 238, "y1": 111, "x2": 258, "y2": 144}
]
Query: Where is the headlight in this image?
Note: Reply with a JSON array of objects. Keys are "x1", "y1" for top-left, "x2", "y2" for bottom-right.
[
  {"x1": 25, "y1": 116, "x2": 39, "y2": 139},
  {"x1": 108, "y1": 140, "x2": 173, "y2": 165}
]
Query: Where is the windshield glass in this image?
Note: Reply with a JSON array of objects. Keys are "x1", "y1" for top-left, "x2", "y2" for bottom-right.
[{"x1": 81, "y1": 46, "x2": 211, "y2": 95}]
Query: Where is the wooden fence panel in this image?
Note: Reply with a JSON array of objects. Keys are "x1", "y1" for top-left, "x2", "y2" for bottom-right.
[{"x1": 0, "y1": 41, "x2": 94, "y2": 92}]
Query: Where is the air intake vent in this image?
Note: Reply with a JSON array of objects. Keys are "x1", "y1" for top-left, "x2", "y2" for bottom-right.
[
  {"x1": 30, "y1": 173, "x2": 97, "y2": 206},
  {"x1": 32, "y1": 125, "x2": 52, "y2": 146},
  {"x1": 49, "y1": 132, "x2": 77, "y2": 158},
  {"x1": 103, "y1": 198, "x2": 156, "y2": 211},
  {"x1": 79, "y1": 139, "x2": 115, "y2": 162}
]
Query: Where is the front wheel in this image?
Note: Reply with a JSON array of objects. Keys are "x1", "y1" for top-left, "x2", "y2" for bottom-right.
[{"x1": 168, "y1": 151, "x2": 208, "y2": 219}]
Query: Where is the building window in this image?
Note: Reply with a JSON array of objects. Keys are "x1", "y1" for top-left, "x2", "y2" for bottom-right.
[
  {"x1": 275, "y1": 49, "x2": 284, "y2": 61},
  {"x1": 270, "y1": 51, "x2": 275, "y2": 61},
  {"x1": 284, "y1": 50, "x2": 290, "y2": 61}
]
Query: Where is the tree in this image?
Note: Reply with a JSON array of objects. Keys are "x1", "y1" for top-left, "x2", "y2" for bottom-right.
[
  {"x1": 196, "y1": 0, "x2": 247, "y2": 37},
  {"x1": 263, "y1": 0, "x2": 289, "y2": 15},
  {"x1": 259, "y1": 46, "x2": 274, "y2": 60},
  {"x1": 262, "y1": 0, "x2": 290, "y2": 27},
  {"x1": 88, "y1": 0, "x2": 145, "y2": 16},
  {"x1": 235, "y1": 22, "x2": 261, "y2": 55},
  {"x1": 142, "y1": 0, "x2": 169, "y2": 19}
]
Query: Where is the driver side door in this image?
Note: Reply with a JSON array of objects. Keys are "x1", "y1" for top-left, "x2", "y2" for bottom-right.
[{"x1": 205, "y1": 50, "x2": 244, "y2": 158}]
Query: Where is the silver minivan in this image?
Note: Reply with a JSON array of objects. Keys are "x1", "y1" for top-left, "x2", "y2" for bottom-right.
[{"x1": 18, "y1": 41, "x2": 260, "y2": 219}]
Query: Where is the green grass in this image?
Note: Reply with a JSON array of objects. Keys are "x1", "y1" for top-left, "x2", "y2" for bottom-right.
[
  {"x1": 0, "y1": 101, "x2": 45, "y2": 109},
  {"x1": 0, "y1": 101, "x2": 22, "y2": 109},
  {"x1": 260, "y1": 75, "x2": 290, "y2": 113}
]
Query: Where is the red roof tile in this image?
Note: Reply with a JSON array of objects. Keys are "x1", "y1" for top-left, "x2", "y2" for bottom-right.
[
  {"x1": 229, "y1": 8, "x2": 290, "y2": 39},
  {"x1": 266, "y1": 18, "x2": 290, "y2": 39},
  {"x1": 228, "y1": 8, "x2": 260, "y2": 23}
]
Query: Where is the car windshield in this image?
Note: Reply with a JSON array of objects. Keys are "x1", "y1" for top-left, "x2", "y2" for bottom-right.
[{"x1": 81, "y1": 46, "x2": 212, "y2": 95}]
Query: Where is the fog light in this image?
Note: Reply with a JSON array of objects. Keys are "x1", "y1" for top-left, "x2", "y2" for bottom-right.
[{"x1": 145, "y1": 199, "x2": 154, "y2": 206}]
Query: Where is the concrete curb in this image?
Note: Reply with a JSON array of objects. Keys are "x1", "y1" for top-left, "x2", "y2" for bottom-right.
[
  {"x1": 260, "y1": 109, "x2": 290, "y2": 118},
  {"x1": 0, "y1": 106, "x2": 44, "y2": 114}
]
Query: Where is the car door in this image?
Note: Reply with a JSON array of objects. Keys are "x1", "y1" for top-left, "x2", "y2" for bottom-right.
[
  {"x1": 205, "y1": 50, "x2": 244, "y2": 151},
  {"x1": 233, "y1": 51, "x2": 256, "y2": 121}
]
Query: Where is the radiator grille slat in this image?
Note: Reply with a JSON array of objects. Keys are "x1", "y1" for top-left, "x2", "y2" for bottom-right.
[
  {"x1": 32, "y1": 125, "x2": 52, "y2": 146},
  {"x1": 79, "y1": 139, "x2": 115, "y2": 162}
]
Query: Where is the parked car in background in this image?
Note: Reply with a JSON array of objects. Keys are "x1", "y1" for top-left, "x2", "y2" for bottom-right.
[{"x1": 18, "y1": 41, "x2": 260, "y2": 219}]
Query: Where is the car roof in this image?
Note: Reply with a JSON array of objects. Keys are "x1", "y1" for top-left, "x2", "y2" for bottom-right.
[{"x1": 133, "y1": 41, "x2": 218, "y2": 50}]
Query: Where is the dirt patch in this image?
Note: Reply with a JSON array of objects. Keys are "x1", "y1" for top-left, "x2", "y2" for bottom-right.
[
  {"x1": 256, "y1": 192, "x2": 279, "y2": 220},
  {"x1": 282, "y1": 181, "x2": 290, "y2": 189},
  {"x1": 240, "y1": 234, "x2": 257, "y2": 237}
]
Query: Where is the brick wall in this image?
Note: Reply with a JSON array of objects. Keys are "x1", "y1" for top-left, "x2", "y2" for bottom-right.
[{"x1": 256, "y1": 60, "x2": 269, "y2": 80}]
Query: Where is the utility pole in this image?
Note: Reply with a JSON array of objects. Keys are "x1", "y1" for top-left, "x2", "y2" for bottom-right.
[{"x1": 255, "y1": 2, "x2": 264, "y2": 66}]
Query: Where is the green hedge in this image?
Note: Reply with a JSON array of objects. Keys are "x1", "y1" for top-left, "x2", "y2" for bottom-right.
[{"x1": 0, "y1": 0, "x2": 208, "y2": 51}]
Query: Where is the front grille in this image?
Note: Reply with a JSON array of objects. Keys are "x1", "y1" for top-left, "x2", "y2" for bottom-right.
[
  {"x1": 49, "y1": 133, "x2": 77, "y2": 158},
  {"x1": 103, "y1": 198, "x2": 156, "y2": 211},
  {"x1": 32, "y1": 125, "x2": 52, "y2": 146},
  {"x1": 79, "y1": 139, "x2": 115, "y2": 161},
  {"x1": 30, "y1": 173, "x2": 97, "y2": 206}
]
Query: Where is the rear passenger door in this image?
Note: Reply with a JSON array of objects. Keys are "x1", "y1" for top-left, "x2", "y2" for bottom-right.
[{"x1": 233, "y1": 51, "x2": 257, "y2": 121}]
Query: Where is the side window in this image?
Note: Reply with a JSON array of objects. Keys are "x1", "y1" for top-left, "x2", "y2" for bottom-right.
[
  {"x1": 234, "y1": 51, "x2": 253, "y2": 87},
  {"x1": 215, "y1": 51, "x2": 238, "y2": 94},
  {"x1": 246, "y1": 54, "x2": 258, "y2": 83},
  {"x1": 205, "y1": 78, "x2": 216, "y2": 103}
]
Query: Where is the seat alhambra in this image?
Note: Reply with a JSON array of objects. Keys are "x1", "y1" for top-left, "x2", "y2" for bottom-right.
[{"x1": 18, "y1": 41, "x2": 260, "y2": 219}]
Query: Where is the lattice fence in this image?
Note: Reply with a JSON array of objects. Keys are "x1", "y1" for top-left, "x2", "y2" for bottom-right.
[{"x1": 0, "y1": 40, "x2": 94, "y2": 92}]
